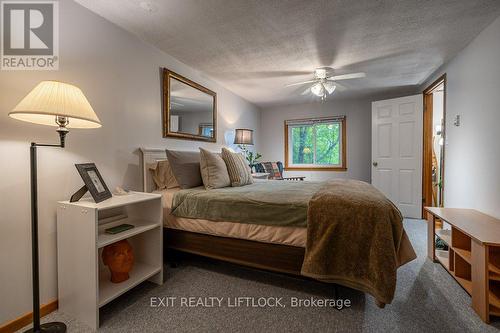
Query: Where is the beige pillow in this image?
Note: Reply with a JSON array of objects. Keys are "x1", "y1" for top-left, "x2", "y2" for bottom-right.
[
  {"x1": 221, "y1": 148, "x2": 253, "y2": 187},
  {"x1": 149, "y1": 160, "x2": 179, "y2": 190},
  {"x1": 199, "y1": 148, "x2": 231, "y2": 189}
]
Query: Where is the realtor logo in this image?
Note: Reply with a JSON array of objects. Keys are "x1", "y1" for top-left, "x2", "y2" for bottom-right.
[{"x1": 1, "y1": 1, "x2": 59, "y2": 70}]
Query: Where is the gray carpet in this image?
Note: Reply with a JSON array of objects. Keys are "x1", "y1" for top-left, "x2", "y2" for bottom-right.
[{"x1": 22, "y1": 219, "x2": 499, "y2": 332}]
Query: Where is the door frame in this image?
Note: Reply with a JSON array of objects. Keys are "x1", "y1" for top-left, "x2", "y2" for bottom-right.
[{"x1": 422, "y1": 74, "x2": 446, "y2": 215}]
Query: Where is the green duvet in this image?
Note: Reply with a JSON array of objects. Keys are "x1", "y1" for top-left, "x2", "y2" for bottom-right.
[{"x1": 170, "y1": 181, "x2": 324, "y2": 227}]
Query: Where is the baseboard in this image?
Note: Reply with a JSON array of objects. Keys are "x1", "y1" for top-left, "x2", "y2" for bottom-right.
[{"x1": 0, "y1": 300, "x2": 58, "y2": 333}]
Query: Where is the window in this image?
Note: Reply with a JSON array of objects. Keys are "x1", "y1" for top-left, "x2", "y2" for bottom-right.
[
  {"x1": 198, "y1": 123, "x2": 214, "y2": 137},
  {"x1": 284, "y1": 116, "x2": 346, "y2": 170}
]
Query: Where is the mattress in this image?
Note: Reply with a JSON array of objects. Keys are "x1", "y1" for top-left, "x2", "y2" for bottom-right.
[{"x1": 158, "y1": 188, "x2": 306, "y2": 247}]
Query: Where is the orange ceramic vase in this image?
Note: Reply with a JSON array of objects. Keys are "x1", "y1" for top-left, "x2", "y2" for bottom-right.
[{"x1": 102, "y1": 239, "x2": 134, "y2": 283}]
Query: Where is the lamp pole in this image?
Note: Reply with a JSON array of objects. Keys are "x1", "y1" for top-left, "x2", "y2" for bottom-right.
[{"x1": 26, "y1": 124, "x2": 68, "y2": 333}]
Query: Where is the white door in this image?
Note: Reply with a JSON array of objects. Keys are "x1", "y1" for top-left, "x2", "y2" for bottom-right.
[{"x1": 372, "y1": 95, "x2": 423, "y2": 218}]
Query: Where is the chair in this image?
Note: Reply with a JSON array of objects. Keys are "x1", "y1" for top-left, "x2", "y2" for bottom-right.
[{"x1": 253, "y1": 162, "x2": 305, "y2": 181}]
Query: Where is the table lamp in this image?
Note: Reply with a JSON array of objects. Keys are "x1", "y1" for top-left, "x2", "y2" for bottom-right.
[
  {"x1": 234, "y1": 128, "x2": 259, "y2": 170},
  {"x1": 233, "y1": 128, "x2": 254, "y2": 146},
  {"x1": 9, "y1": 81, "x2": 101, "y2": 333}
]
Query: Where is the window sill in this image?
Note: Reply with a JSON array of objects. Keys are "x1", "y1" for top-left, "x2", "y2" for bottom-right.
[{"x1": 284, "y1": 167, "x2": 347, "y2": 171}]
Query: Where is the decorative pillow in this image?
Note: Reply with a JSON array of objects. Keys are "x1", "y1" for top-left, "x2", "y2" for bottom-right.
[
  {"x1": 165, "y1": 149, "x2": 203, "y2": 189},
  {"x1": 149, "y1": 160, "x2": 179, "y2": 190},
  {"x1": 221, "y1": 148, "x2": 253, "y2": 187},
  {"x1": 262, "y1": 162, "x2": 283, "y2": 180},
  {"x1": 199, "y1": 148, "x2": 231, "y2": 189}
]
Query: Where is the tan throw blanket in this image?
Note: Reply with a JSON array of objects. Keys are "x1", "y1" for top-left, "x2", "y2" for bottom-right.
[{"x1": 301, "y1": 179, "x2": 416, "y2": 304}]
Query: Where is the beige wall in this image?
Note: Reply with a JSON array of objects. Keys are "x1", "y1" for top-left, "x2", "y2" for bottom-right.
[
  {"x1": 259, "y1": 99, "x2": 372, "y2": 182},
  {"x1": 420, "y1": 15, "x2": 500, "y2": 219},
  {"x1": 0, "y1": 1, "x2": 260, "y2": 324}
]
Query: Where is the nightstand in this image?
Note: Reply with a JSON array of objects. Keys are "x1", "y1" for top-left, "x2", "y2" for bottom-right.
[
  {"x1": 56, "y1": 192, "x2": 163, "y2": 330},
  {"x1": 251, "y1": 172, "x2": 270, "y2": 180}
]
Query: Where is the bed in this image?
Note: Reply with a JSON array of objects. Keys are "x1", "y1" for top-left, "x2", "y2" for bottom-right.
[{"x1": 140, "y1": 148, "x2": 416, "y2": 307}]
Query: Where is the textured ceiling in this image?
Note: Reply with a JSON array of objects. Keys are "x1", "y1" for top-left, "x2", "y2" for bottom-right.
[{"x1": 75, "y1": 0, "x2": 500, "y2": 107}]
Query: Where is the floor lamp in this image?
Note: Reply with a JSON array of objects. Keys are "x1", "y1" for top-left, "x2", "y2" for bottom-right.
[{"x1": 8, "y1": 81, "x2": 101, "y2": 333}]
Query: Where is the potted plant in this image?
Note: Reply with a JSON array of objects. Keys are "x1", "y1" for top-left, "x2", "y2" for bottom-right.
[{"x1": 238, "y1": 144, "x2": 262, "y2": 171}]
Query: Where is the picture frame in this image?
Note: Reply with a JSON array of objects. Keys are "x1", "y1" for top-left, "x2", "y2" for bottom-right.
[{"x1": 75, "y1": 163, "x2": 112, "y2": 203}]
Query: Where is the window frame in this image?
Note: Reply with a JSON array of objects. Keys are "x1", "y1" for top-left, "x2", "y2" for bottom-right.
[{"x1": 284, "y1": 116, "x2": 347, "y2": 171}]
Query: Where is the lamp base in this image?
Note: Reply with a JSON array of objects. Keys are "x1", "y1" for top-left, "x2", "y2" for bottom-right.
[{"x1": 24, "y1": 322, "x2": 67, "y2": 333}]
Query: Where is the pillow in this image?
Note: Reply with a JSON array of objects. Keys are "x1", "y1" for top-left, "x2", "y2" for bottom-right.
[
  {"x1": 199, "y1": 148, "x2": 231, "y2": 189},
  {"x1": 149, "y1": 160, "x2": 179, "y2": 190},
  {"x1": 262, "y1": 162, "x2": 283, "y2": 180},
  {"x1": 221, "y1": 148, "x2": 253, "y2": 187},
  {"x1": 165, "y1": 150, "x2": 203, "y2": 189}
]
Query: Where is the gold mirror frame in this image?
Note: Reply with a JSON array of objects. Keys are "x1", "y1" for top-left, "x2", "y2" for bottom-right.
[{"x1": 162, "y1": 68, "x2": 217, "y2": 142}]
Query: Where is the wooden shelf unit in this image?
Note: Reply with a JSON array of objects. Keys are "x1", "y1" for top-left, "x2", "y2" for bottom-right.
[
  {"x1": 435, "y1": 229, "x2": 451, "y2": 247},
  {"x1": 426, "y1": 207, "x2": 500, "y2": 323},
  {"x1": 57, "y1": 192, "x2": 163, "y2": 330}
]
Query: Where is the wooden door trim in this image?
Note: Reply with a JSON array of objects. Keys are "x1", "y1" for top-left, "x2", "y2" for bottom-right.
[
  {"x1": 423, "y1": 74, "x2": 446, "y2": 95},
  {"x1": 422, "y1": 74, "x2": 446, "y2": 217}
]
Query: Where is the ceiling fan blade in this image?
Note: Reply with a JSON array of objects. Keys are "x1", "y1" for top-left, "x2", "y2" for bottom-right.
[
  {"x1": 300, "y1": 87, "x2": 311, "y2": 95},
  {"x1": 285, "y1": 80, "x2": 317, "y2": 87},
  {"x1": 328, "y1": 72, "x2": 366, "y2": 81},
  {"x1": 333, "y1": 81, "x2": 348, "y2": 91}
]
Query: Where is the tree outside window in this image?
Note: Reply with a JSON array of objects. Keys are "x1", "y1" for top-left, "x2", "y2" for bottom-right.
[{"x1": 285, "y1": 117, "x2": 346, "y2": 170}]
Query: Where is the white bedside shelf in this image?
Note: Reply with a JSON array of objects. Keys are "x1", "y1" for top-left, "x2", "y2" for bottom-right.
[
  {"x1": 57, "y1": 192, "x2": 163, "y2": 330},
  {"x1": 59, "y1": 191, "x2": 161, "y2": 209},
  {"x1": 99, "y1": 261, "x2": 161, "y2": 307},
  {"x1": 97, "y1": 218, "x2": 160, "y2": 248}
]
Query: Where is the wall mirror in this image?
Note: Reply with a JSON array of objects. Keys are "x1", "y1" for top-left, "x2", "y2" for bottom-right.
[{"x1": 163, "y1": 68, "x2": 217, "y2": 142}]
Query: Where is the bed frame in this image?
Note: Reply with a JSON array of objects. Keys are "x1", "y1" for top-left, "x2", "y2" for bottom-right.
[
  {"x1": 139, "y1": 148, "x2": 306, "y2": 276},
  {"x1": 140, "y1": 148, "x2": 387, "y2": 307}
]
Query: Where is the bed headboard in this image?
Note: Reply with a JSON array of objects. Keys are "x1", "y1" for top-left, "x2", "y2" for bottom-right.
[{"x1": 140, "y1": 148, "x2": 168, "y2": 193}]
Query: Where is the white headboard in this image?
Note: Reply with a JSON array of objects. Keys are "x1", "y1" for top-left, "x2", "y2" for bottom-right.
[{"x1": 139, "y1": 148, "x2": 168, "y2": 193}]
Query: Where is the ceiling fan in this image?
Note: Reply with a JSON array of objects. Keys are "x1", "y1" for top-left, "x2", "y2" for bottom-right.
[{"x1": 285, "y1": 67, "x2": 366, "y2": 100}]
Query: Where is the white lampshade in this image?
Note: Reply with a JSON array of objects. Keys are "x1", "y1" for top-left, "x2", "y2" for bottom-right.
[
  {"x1": 323, "y1": 81, "x2": 336, "y2": 94},
  {"x1": 9, "y1": 81, "x2": 101, "y2": 128},
  {"x1": 311, "y1": 82, "x2": 324, "y2": 97}
]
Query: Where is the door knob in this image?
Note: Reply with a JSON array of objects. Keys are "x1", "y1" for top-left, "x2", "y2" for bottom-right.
[{"x1": 372, "y1": 162, "x2": 378, "y2": 167}]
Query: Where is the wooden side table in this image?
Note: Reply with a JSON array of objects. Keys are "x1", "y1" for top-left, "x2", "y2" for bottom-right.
[
  {"x1": 57, "y1": 192, "x2": 163, "y2": 330},
  {"x1": 425, "y1": 207, "x2": 500, "y2": 323}
]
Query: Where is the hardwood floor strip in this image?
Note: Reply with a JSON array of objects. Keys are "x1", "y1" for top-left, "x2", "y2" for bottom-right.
[{"x1": 0, "y1": 300, "x2": 58, "y2": 333}]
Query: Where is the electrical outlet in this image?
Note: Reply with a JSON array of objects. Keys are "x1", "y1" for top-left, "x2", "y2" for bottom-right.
[{"x1": 453, "y1": 115, "x2": 460, "y2": 127}]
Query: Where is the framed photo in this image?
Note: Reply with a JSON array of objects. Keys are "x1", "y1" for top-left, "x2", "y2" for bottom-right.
[{"x1": 75, "y1": 163, "x2": 112, "y2": 203}]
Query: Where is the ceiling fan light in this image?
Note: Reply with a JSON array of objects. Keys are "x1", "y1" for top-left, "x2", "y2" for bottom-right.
[
  {"x1": 315, "y1": 68, "x2": 327, "y2": 79},
  {"x1": 311, "y1": 82, "x2": 324, "y2": 97},
  {"x1": 323, "y1": 81, "x2": 336, "y2": 94}
]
